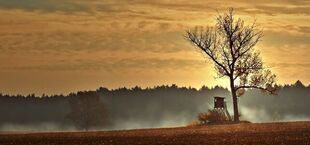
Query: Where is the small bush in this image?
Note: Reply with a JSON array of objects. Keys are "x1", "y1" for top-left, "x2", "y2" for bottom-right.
[
  {"x1": 197, "y1": 109, "x2": 231, "y2": 125},
  {"x1": 198, "y1": 112, "x2": 209, "y2": 125}
]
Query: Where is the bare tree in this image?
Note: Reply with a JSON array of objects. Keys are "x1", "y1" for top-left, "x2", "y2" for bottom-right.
[{"x1": 185, "y1": 8, "x2": 277, "y2": 122}]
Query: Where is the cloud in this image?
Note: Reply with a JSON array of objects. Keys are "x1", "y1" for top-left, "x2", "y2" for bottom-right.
[
  {"x1": 0, "y1": 0, "x2": 89, "y2": 12},
  {"x1": 253, "y1": 5, "x2": 310, "y2": 15},
  {"x1": 0, "y1": 57, "x2": 206, "y2": 72},
  {"x1": 262, "y1": 30, "x2": 310, "y2": 47},
  {"x1": 299, "y1": 26, "x2": 310, "y2": 34},
  {"x1": 0, "y1": 0, "x2": 309, "y2": 16},
  {"x1": 269, "y1": 63, "x2": 310, "y2": 68},
  {"x1": 0, "y1": 29, "x2": 190, "y2": 55},
  {"x1": 0, "y1": 0, "x2": 309, "y2": 94}
]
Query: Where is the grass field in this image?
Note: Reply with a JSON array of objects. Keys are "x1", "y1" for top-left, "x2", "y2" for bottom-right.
[{"x1": 1, "y1": 121, "x2": 310, "y2": 145}]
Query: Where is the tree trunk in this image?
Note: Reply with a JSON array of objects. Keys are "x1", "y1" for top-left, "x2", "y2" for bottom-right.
[
  {"x1": 230, "y1": 78, "x2": 240, "y2": 122},
  {"x1": 232, "y1": 90, "x2": 239, "y2": 122}
]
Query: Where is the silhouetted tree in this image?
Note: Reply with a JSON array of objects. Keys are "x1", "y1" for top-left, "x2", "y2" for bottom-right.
[
  {"x1": 186, "y1": 8, "x2": 277, "y2": 122},
  {"x1": 293, "y1": 80, "x2": 305, "y2": 88},
  {"x1": 67, "y1": 92, "x2": 107, "y2": 131}
]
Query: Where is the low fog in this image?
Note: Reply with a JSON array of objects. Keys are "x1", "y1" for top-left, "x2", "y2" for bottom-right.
[
  {"x1": 239, "y1": 81, "x2": 310, "y2": 122},
  {"x1": 0, "y1": 81, "x2": 309, "y2": 131}
]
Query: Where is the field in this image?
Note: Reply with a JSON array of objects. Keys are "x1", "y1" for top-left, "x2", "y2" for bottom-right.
[{"x1": 1, "y1": 121, "x2": 310, "y2": 145}]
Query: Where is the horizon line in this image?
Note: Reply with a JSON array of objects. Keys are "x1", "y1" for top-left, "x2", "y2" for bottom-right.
[{"x1": 0, "y1": 80, "x2": 308, "y2": 97}]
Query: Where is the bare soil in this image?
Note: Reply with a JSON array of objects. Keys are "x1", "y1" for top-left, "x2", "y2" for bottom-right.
[{"x1": 1, "y1": 121, "x2": 310, "y2": 145}]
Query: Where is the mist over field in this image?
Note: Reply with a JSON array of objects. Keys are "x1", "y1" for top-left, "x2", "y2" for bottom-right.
[
  {"x1": 0, "y1": 81, "x2": 309, "y2": 131},
  {"x1": 240, "y1": 81, "x2": 310, "y2": 122}
]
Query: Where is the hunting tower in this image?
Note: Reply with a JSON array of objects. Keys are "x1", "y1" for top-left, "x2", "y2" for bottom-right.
[{"x1": 214, "y1": 96, "x2": 232, "y2": 121}]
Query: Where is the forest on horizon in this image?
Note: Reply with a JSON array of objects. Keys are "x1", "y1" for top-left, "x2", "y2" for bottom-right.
[{"x1": 0, "y1": 80, "x2": 309, "y2": 131}]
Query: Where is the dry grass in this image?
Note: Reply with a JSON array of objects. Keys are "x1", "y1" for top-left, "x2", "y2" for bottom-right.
[{"x1": 1, "y1": 121, "x2": 310, "y2": 145}]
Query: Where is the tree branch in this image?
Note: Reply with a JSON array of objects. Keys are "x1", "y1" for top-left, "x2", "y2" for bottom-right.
[
  {"x1": 235, "y1": 85, "x2": 276, "y2": 94},
  {"x1": 186, "y1": 30, "x2": 231, "y2": 76}
]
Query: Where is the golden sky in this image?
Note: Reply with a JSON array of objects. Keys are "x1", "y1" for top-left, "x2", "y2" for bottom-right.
[{"x1": 0, "y1": 0, "x2": 309, "y2": 95}]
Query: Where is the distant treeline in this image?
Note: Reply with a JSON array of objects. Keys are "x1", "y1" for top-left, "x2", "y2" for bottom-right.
[{"x1": 0, "y1": 81, "x2": 309, "y2": 131}]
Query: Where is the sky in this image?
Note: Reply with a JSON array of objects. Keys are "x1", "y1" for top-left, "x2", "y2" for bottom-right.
[{"x1": 0, "y1": 0, "x2": 309, "y2": 95}]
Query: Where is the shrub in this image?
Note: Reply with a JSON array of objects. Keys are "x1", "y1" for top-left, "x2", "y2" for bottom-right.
[
  {"x1": 198, "y1": 112, "x2": 209, "y2": 125},
  {"x1": 197, "y1": 109, "x2": 231, "y2": 125}
]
